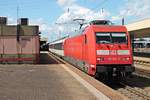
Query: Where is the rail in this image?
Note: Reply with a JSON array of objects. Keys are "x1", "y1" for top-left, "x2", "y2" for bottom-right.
[
  {"x1": 134, "y1": 57, "x2": 150, "y2": 65},
  {"x1": 119, "y1": 82, "x2": 150, "y2": 100}
]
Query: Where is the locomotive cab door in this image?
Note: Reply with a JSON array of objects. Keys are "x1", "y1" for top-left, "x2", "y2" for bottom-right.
[{"x1": 82, "y1": 35, "x2": 88, "y2": 71}]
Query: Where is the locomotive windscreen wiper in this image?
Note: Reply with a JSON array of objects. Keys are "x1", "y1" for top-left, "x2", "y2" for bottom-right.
[{"x1": 97, "y1": 41, "x2": 111, "y2": 44}]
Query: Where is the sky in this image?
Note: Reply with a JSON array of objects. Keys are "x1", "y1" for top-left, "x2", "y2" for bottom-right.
[{"x1": 0, "y1": 0, "x2": 150, "y2": 42}]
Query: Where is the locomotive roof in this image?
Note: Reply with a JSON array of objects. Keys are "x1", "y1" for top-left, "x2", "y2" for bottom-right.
[
  {"x1": 89, "y1": 20, "x2": 113, "y2": 25},
  {"x1": 49, "y1": 36, "x2": 68, "y2": 45}
]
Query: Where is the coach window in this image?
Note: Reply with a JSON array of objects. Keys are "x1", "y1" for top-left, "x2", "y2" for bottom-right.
[{"x1": 147, "y1": 43, "x2": 150, "y2": 48}]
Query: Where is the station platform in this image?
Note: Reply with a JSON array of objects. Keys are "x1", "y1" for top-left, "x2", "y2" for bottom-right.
[
  {"x1": 0, "y1": 64, "x2": 98, "y2": 100},
  {"x1": 134, "y1": 56, "x2": 150, "y2": 71},
  {"x1": 0, "y1": 52, "x2": 126, "y2": 100}
]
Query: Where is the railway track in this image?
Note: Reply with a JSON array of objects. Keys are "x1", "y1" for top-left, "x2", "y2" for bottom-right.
[
  {"x1": 109, "y1": 73, "x2": 150, "y2": 100},
  {"x1": 133, "y1": 57, "x2": 150, "y2": 78},
  {"x1": 50, "y1": 52, "x2": 150, "y2": 100},
  {"x1": 134, "y1": 68, "x2": 150, "y2": 79},
  {"x1": 118, "y1": 82, "x2": 150, "y2": 100},
  {"x1": 134, "y1": 56, "x2": 150, "y2": 66},
  {"x1": 134, "y1": 60, "x2": 150, "y2": 66}
]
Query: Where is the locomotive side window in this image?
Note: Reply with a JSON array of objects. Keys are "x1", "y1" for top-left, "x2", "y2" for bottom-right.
[{"x1": 96, "y1": 32, "x2": 127, "y2": 44}]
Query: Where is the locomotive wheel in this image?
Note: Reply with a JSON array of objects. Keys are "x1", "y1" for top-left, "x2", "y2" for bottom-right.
[
  {"x1": 94, "y1": 72, "x2": 104, "y2": 81},
  {"x1": 95, "y1": 73, "x2": 107, "y2": 82},
  {"x1": 116, "y1": 71, "x2": 127, "y2": 81},
  {"x1": 126, "y1": 72, "x2": 133, "y2": 78}
]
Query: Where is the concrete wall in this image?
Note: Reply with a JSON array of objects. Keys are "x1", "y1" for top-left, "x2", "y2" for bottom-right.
[
  {"x1": 0, "y1": 36, "x2": 39, "y2": 54},
  {"x1": 0, "y1": 25, "x2": 39, "y2": 36},
  {"x1": 0, "y1": 36, "x2": 39, "y2": 64},
  {"x1": 20, "y1": 26, "x2": 39, "y2": 36},
  {"x1": 0, "y1": 17, "x2": 40, "y2": 64}
]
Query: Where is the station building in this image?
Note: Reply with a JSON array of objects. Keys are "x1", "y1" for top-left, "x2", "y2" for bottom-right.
[
  {"x1": 0, "y1": 17, "x2": 40, "y2": 64},
  {"x1": 126, "y1": 18, "x2": 150, "y2": 54}
]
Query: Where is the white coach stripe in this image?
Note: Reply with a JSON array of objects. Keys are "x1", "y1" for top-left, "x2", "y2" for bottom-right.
[{"x1": 61, "y1": 64, "x2": 110, "y2": 100}]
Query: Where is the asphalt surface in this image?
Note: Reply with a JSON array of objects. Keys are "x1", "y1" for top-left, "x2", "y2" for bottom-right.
[{"x1": 0, "y1": 52, "x2": 96, "y2": 100}]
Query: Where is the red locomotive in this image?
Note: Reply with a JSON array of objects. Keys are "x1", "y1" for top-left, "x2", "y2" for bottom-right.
[{"x1": 50, "y1": 20, "x2": 135, "y2": 81}]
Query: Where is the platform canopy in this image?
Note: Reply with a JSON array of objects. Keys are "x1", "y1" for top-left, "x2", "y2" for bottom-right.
[
  {"x1": 40, "y1": 37, "x2": 48, "y2": 42},
  {"x1": 126, "y1": 18, "x2": 150, "y2": 38}
]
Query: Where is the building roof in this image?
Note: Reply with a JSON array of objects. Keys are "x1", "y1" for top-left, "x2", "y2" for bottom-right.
[
  {"x1": 125, "y1": 18, "x2": 150, "y2": 38},
  {"x1": 126, "y1": 18, "x2": 150, "y2": 31}
]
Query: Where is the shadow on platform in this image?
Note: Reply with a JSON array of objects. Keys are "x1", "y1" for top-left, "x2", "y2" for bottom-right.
[{"x1": 39, "y1": 52, "x2": 63, "y2": 64}]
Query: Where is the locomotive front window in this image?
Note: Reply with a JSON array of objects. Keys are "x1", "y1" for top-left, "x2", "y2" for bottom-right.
[
  {"x1": 112, "y1": 33, "x2": 127, "y2": 43},
  {"x1": 96, "y1": 33, "x2": 111, "y2": 43},
  {"x1": 96, "y1": 32, "x2": 127, "y2": 44}
]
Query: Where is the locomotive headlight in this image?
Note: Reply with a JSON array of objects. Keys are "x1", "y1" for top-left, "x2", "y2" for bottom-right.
[
  {"x1": 97, "y1": 57, "x2": 104, "y2": 61},
  {"x1": 121, "y1": 57, "x2": 130, "y2": 61},
  {"x1": 97, "y1": 58, "x2": 100, "y2": 60},
  {"x1": 126, "y1": 57, "x2": 130, "y2": 60},
  {"x1": 97, "y1": 50, "x2": 109, "y2": 55},
  {"x1": 90, "y1": 65, "x2": 95, "y2": 68}
]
